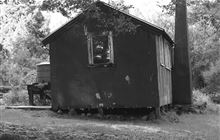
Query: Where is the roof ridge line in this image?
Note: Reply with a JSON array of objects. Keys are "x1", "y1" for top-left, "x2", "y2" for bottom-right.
[
  {"x1": 100, "y1": 1, "x2": 164, "y2": 31},
  {"x1": 42, "y1": 1, "x2": 173, "y2": 45}
]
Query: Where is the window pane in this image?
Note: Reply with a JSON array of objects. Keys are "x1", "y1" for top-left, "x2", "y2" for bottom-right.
[
  {"x1": 168, "y1": 46, "x2": 171, "y2": 69},
  {"x1": 87, "y1": 34, "x2": 93, "y2": 64},
  {"x1": 165, "y1": 42, "x2": 168, "y2": 67},
  {"x1": 92, "y1": 35, "x2": 109, "y2": 64},
  {"x1": 87, "y1": 31, "x2": 114, "y2": 65},
  {"x1": 164, "y1": 40, "x2": 171, "y2": 69},
  {"x1": 160, "y1": 36, "x2": 164, "y2": 65},
  {"x1": 108, "y1": 31, "x2": 114, "y2": 63}
]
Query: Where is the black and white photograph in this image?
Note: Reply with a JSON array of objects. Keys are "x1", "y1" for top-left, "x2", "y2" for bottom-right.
[{"x1": 0, "y1": 0, "x2": 219, "y2": 139}]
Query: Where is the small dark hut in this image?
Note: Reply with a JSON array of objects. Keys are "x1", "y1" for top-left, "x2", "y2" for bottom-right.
[{"x1": 42, "y1": 1, "x2": 175, "y2": 113}]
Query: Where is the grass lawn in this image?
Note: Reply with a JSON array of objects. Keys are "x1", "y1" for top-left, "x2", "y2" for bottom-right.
[{"x1": 0, "y1": 106, "x2": 219, "y2": 140}]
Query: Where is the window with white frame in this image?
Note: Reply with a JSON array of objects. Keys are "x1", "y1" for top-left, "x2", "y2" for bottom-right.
[{"x1": 87, "y1": 31, "x2": 114, "y2": 65}]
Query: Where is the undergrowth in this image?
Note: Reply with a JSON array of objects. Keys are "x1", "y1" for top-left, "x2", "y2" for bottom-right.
[
  {"x1": 193, "y1": 90, "x2": 219, "y2": 113},
  {"x1": 2, "y1": 88, "x2": 29, "y2": 106}
]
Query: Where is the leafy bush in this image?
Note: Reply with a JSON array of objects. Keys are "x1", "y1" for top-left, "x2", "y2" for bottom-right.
[
  {"x1": 2, "y1": 89, "x2": 29, "y2": 106},
  {"x1": 203, "y1": 60, "x2": 220, "y2": 94},
  {"x1": 0, "y1": 86, "x2": 12, "y2": 93},
  {"x1": 193, "y1": 90, "x2": 210, "y2": 106},
  {"x1": 193, "y1": 90, "x2": 219, "y2": 113},
  {"x1": 210, "y1": 94, "x2": 220, "y2": 104}
]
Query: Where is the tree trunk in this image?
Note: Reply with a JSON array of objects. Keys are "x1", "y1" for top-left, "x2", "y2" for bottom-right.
[{"x1": 172, "y1": 0, "x2": 192, "y2": 105}]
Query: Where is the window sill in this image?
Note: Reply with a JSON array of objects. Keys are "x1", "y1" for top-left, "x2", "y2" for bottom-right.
[
  {"x1": 160, "y1": 63, "x2": 165, "y2": 67},
  {"x1": 165, "y1": 67, "x2": 172, "y2": 71},
  {"x1": 160, "y1": 64, "x2": 172, "y2": 71},
  {"x1": 88, "y1": 63, "x2": 115, "y2": 68}
]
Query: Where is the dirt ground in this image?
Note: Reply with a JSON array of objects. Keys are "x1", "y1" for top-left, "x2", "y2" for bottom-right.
[{"x1": 0, "y1": 106, "x2": 219, "y2": 140}]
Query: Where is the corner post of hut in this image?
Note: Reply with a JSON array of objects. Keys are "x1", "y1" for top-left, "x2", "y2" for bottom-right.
[{"x1": 172, "y1": 0, "x2": 193, "y2": 105}]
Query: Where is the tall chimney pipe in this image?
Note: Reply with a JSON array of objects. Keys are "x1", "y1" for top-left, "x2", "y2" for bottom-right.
[{"x1": 172, "y1": 0, "x2": 192, "y2": 104}]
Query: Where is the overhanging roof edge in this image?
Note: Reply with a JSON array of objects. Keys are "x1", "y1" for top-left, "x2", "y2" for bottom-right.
[{"x1": 42, "y1": 1, "x2": 174, "y2": 45}]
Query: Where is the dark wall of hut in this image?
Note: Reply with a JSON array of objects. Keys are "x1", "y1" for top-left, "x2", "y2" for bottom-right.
[{"x1": 49, "y1": 23, "x2": 160, "y2": 110}]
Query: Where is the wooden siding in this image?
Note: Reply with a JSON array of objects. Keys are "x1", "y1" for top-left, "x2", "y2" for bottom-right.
[
  {"x1": 49, "y1": 24, "x2": 160, "y2": 110},
  {"x1": 156, "y1": 35, "x2": 172, "y2": 106},
  {"x1": 49, "y1": 42, "x2": 58, "y2": 110},
  {"x1": 43, "y1": 1, "x2": 175, "y2": 111}
]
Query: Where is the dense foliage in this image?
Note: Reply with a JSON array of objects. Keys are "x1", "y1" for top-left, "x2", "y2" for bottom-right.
[
  {"x1": 0, "y1": 0, "x2": 134, "y2": 88},
  {"x1": 1, "y1": 0, "x2": 220, "y2": 96},
  {"x1": 0, "y1": 1, "x2": 50, "y2": 87},
  {"x1": 157, "y1": 0, "x2": 220, "y2": 94}
]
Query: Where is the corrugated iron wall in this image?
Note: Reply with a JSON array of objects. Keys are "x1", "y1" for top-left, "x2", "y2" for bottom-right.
[
  {"x1": 49, "y1": 24, "x2": 160, "y2": 110},
  {"x1": 155, "y1": 35, "x2": 172, "y2": 106}
]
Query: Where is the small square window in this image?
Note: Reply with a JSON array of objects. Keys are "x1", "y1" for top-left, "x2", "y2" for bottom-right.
[{"x1": 87, "y1": 31, "x2": 114, "y2": 66}]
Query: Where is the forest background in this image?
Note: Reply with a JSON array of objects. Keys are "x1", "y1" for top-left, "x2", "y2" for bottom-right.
[{"x1": 0, "y1": 0, "x2": 220, "y2": 97}]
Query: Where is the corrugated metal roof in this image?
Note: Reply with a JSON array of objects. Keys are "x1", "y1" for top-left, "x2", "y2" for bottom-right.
[{"x1": 42, "y1": 1, "x2": 173, "y2": 45}]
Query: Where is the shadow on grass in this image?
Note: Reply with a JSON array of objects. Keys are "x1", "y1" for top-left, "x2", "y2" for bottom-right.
[{"x1": 0, "y1": 134, "x2": 27, "y2": 140}]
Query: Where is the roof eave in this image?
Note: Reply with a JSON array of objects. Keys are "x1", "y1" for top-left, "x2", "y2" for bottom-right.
[
  {"x1": 42, "y1": 14, "x2": 82, "y2": 45},
  {"x1": 42, "y1": 1, "x2": 174, "y2": 45}
]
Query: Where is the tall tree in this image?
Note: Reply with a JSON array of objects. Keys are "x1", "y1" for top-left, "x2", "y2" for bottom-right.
[
  {"x1": 173, "y1": 0, "x2": 192, "y2": 105},
  {"x1": 159, "y1": 0, "x2": 220, "y2": 92},
  {"x1": 0, "y1": 0, "x2": 136, "y2": 87},
  {"x1": 40, "y1": 0, "x2": 133, "y2": 18},
  {"x1": 40, "y1": 0, "x2": 137, "y2": 35},
  {"x1": 0, "y1": 0, "x2": 49, "y2": 86}
]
